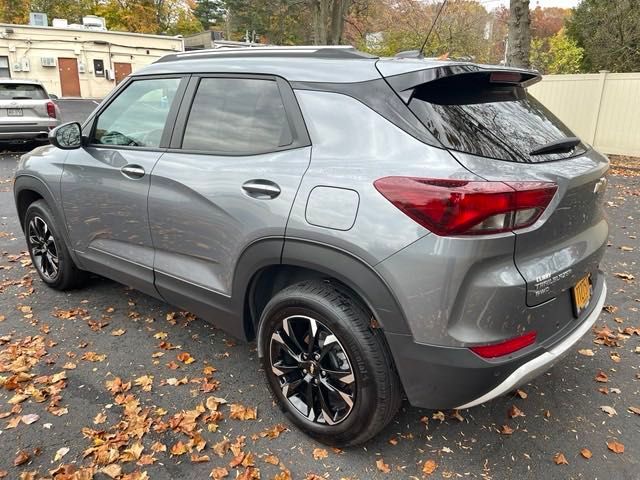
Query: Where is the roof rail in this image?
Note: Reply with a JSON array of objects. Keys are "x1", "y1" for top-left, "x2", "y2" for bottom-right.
[{"x1": 155, "y1": 45, "x2": 378, "y2": 63}]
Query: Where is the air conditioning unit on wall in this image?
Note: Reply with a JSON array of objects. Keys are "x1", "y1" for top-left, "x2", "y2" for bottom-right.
[{"x1": 41, "y1": 57, "x2": 56, "y2": 67}]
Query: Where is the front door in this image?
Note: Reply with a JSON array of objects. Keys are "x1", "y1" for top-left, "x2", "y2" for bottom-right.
[
  {"x1": 58, "y1": 58, "x2": 81, "y2": 97},
  {"x1": 148, "y1": 75, "x2": 311, "y2": 337},
  {"x1": 61, "y1": 76, "x2": 186, "y2": 297},
  {"x1": 114, "y1": 62, "x2": 132, "y2": 85}
]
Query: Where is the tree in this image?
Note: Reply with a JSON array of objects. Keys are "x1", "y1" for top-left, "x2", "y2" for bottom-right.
[
  {"x1": 507, "y1": 0, "x2": 530, "y2": 68},
  {"x1": 193, "y1": 0, "x2": 224, "y2": 30},
  {"x1": 0, "y1": 0, "x2": 31, "y2": 24},
  {"x1": 531, "y1": 28, "x2": 583, "y2": 74},
  {"x1": 566, "y1": 0, "x2": 640, "y2": 72}
]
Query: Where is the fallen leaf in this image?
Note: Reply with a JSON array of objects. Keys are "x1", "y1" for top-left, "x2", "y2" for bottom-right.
[
  {"x1": 629, "y1": 406, "x2": 640, "y2": 415},
  {"x1": 171, "y1": 441, "x2": 189, "y2": 456},
  {"x1": 14, "y1": 450, "x2": 30, "y2": 466},
  {"x1": 210, "y1": 467, "x2": 229, "y2": 479},
  {"x1": 134, "y1": 375, "x2": 153, "y2": 392},
  {"x1": 500, "y1": 424, "x2": 514, "y2": 435},
  {"x1": 578, "y1": 349, "x2": 595, "y2": 356},
  {"x1": 595, "y1": 371, "x2": 609, "y2": 383},
  {"x1": 422, "y1": 459, "x2": 438, "y2": 475},
  {"x1": 177, "y1": 352, "x2": 195, "y2": 364},
  {"x1": 21, "y1": 413, "x2": 39, "y2": 425},
  {"x1": 94, "y1": 412, "x2": 107, "y2": 424},
  {"x1": 607, "y1": 440, "x2": 624, "y2": 454},
  {"x1": 111, "y1": 329, "x2": 126, "y2": 336},
  {"x1": 610, "y1": 352, "x2": 621, "y2": 363},
  {"x1": 553, "y1": 452, "x2": 569, "y2": 465},
  {"x1": 508, "y1": 405, "x2": 525, "y2": 418},
  {"x1": 54, "y1": 447, "x2": 70, "y2": 462},
  {"x1": 515, "y1": 389, "x2": 527, "y2": 399},
  {"x1": 229, "y1": 403, "x2": 257, "y2": 421},
  {"x1": 206, "y1": 396, "x2": 227, "y2": 411},
  {"x1": 376, "y1": 458, "x2": 391, "y2": 473},
  {"x1": 580, "y1": 448, "x2": 592, "y2": 459},
  {"x1": 613, "y1": 272, "x2": 634, "y2": 281},
  {"x1": 600, "y1": 405, "x2": 617, "y2": 416},
  {"x1": 312, "y1": 448, "x2": 328, "y2": 460},
  {"x1": 264, "y1": 455, "x2": 279, "y2": 465},
  {"x1": 191, "y1": 453, "x2": 210, "y2": 463},
  {"x1": 100, "y1": 464, "x2": 122, "y2": 479}
]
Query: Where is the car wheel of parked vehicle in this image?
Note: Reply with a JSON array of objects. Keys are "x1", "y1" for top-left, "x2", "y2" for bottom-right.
[
  {"x1": 259, "y1": 280, "x2": 402, "y2": 446},
  {"x1": 24, "y1": 200, "x2": 85, "y2": 290}
]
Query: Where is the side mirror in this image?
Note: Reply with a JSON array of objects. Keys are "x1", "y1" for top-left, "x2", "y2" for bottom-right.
[
  {"x1": 49, "y1": 122, "x2": 83, "y2": 150},
  {"x1": 49, "y1": 93, "x2": 59, "y2": 100}
]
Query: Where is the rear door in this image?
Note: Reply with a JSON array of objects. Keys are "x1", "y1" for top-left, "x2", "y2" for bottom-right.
[
  {"x1": 0, "y1": 83, "x2": 52, "y2": 134},
  {"x1": 61, "y1": 75, "x2": 187, "y2": 297},
  {"x1": 388, "y1": 65, "x2": 609, "y2": 308},
  {"x1": 148, "y1": 74, "x2": 311, "y2": 337}
]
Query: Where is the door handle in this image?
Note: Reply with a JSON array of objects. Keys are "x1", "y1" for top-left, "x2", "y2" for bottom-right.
[
  {"x1": 121, "y1": 164, "x2": 145, "y2": 179},
  {"x1": 242, "y1": 180, "x2": 281, "y2": 199}
]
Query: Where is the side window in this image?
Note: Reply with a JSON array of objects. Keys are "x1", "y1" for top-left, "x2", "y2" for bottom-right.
[
  {"x1": 182, "y1": 77, "x2": 293, "y2": 154},
  {"x1": 92, "y1": 78, "x2": 181, "y2": 148}
]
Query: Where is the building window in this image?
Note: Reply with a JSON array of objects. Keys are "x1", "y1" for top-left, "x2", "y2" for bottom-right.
[
  {"x1": 0, "y1": 57, "x2": 10, "y2": 78},
  {"x1": 93, "y1": 59, "x2": 104, "y2": 77}
]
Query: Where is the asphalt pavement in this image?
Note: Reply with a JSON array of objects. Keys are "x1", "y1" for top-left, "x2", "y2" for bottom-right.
[{"x1": 0, "y1": 101, "x2": 638, "y2": 479}]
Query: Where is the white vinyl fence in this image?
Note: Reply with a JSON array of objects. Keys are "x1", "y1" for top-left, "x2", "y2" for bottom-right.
[{"x1": 529, "y1": 71, "x2": 640, "y2": 157}]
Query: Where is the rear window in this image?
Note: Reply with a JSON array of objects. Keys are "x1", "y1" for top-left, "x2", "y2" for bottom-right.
[
  {"x1": 408, "y1": 72, "x2": 585, "y2": 162},
  {"x1": 0, "y1": 83, "x2": 47, "y2": 100}
]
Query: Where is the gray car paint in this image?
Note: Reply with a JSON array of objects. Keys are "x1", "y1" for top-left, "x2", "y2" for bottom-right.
[
  {"x1": 60, "y1": 146, "x2": 164, "y2": 299},
  {"x1": 13, "y1": 50, "x2": 609, "y2": 410},
  {"x1": 148, "y1": 146, "x2": 312, "y2": 308}
]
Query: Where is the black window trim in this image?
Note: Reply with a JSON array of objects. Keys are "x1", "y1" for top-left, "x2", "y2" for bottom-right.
[
  {"x1": 168, "y1": 73, "x2": 311, "y2": 157},
  {"x1": 84, "y1": 74, "x2": 190, "y2": 153}
]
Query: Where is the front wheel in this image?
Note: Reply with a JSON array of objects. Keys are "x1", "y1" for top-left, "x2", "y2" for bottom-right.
[
  {"x1": 258, "y1": 280, "x2": 402, "y2": 446},
  {"x1": 24, "y1": 200, "x2": 85, "y2": 290}
]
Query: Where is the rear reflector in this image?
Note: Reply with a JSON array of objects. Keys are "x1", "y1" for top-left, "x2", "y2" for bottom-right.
[
  {"x1": 470, "y1": 331, "x2": 537, "y2": 358},
  {"x1": 46, "y1": 101, "x2": 56, "y2": 119},
  {"x1": 373, "y1": 177, "x2": 557, "y2": 236}
]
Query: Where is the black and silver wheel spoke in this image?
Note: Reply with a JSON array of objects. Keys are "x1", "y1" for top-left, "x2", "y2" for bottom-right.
[
  {"x1": 269, "y1": 315, "x2": 355, "y2": 425},
  {"x1": 27, "y1": 216, "x2": 60, "y2": 281}
]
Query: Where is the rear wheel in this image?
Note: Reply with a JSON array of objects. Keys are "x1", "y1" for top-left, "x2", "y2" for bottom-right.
[
  {"x1": 24, "y1": 200, "x2": 85, "y2": 290},
  {"x1": 259, "y1": 280, "x2": 402, "y2": 446}
]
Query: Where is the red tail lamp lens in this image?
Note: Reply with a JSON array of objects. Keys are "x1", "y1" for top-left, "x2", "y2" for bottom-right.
[
  {"x1": 470, "y1": 331, "x2": 537, "y2": 358},
  {"x1": 374, "y1": 177, "x2": 557, "y2": 236}
]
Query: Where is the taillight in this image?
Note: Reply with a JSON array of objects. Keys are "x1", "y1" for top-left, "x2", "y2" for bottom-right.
[
  {"x1": 373, "y1": 177, "x2": 557, "y2": 236},
  {"x1": 469, "y1": 331, "x2": 537, "y2": 358},
  {"x1": 46, "y1": 101, "x2": 56, "y2": 118}
]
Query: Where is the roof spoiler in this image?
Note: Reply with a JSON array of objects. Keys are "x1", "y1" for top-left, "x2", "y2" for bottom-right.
[{"x1": 382, "y1": 64, "x2": 542, "y2": 102}]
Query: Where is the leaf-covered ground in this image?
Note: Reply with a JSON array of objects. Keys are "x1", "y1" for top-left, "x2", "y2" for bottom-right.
[{"x1": 0, "y1": 145, "x2": 638, "y2": 479}]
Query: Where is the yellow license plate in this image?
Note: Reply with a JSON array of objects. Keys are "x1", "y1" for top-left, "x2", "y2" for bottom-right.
[{"x1": 572, "y1": 274, "x2": 592, "y2": 317}]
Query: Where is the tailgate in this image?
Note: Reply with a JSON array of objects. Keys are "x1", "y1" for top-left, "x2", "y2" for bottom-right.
[{"x1": 452, "y1": 149, "x2": 609, "y2": 306}]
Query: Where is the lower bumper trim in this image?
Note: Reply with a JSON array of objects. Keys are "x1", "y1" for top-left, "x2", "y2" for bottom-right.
[{"x1": 456, "y1": 281, "x2": 607, "y2": 409}]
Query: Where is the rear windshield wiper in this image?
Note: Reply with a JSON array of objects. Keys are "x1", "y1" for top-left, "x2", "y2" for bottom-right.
[
  {"x1": 11, "y1": 96, "x2": 33, "y2": 100},
  {"x1": 530, "y1": 137, "x2": 580, "y2": 156}
]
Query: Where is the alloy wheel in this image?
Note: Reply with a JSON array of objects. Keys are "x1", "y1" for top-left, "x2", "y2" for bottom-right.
[
  {"x1": 269, "y1": 315, "x2": 356, "y2": 425},
  {"x1": 27, "y1": 216, "x2": 60, "y2": 281}
]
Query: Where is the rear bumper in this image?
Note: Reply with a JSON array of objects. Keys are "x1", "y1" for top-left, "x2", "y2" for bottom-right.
[
  {"x1": 0, "y1": 122, "x2": 57, "y2": 141},
  {"x1": 386, "y1": 279, "x2": 606, "y2": 409}
]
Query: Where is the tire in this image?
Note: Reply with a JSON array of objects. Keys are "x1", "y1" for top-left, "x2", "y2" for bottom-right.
[
  {"x1": 258, "y1": 280, "x2": 402, "y2": 446},
  {"x1": 24, "y1": 200, "x2": 85, "y2": 290}
]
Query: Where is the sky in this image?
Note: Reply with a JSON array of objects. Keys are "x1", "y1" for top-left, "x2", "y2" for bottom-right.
[{"x1": 489, "y1": 0, "x2": 581, "y2": 7}]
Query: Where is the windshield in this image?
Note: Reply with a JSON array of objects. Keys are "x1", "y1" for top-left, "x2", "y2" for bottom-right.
[
  {"x1": 408, "y1": 73, "x2": 586, "y2": 163},
  {"x1": 0, "y1": 83, "x2": 48, "y2": 100}
]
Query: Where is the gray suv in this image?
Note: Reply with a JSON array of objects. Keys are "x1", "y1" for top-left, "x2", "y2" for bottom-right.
[{"x1": 13, "y1": 46, "x2": 608, "y2": 446}]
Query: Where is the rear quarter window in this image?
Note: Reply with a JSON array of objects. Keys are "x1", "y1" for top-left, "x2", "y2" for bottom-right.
[{"x1": 408, "y1": 72, "x2": 585, "y2": 163}]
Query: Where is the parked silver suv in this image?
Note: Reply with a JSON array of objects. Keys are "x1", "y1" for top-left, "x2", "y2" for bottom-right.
[
  {"x1": 13, "y1": 46, "x2": 608, "y2": 446},
  {"x1": 0, "y1": 80, "x2": 60, "y2": 143}
]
